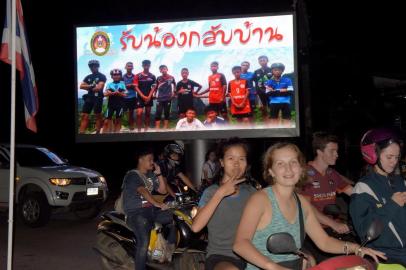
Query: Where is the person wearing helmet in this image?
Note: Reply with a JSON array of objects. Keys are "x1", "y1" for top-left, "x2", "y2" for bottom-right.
[
  {"x1": 102, "y1": 69, "x2": 126, "y2": 133},
  {"x1": 79, "y1": 60, "x2": 107, "y2": 133},
  {"x1": 350, "y1": 128, "x2": 406, "y2": 266},
  {"x1": 265, "y1": 62, "x2": 294, "y2": 127},
  {"x1": 157, "y1": 143, "x2": 197, "y2": 198},
  {"x1": 253, "y1": 55, "x2": 272, "y2": 121},
  {"x1": 133, "y1": 60, "x2": 156, "y2": 132}
]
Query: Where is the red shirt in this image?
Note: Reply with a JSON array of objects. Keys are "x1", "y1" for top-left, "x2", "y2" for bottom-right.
[
  {"x1": 299, "y1": 164, "x2": 350, "y2": 212},
  {"x1": 208, "y1": 73, "x2": 226, "y2": 104},
  {"x1": 228, "y1": 79, "x2": 251, "y2": 115}
]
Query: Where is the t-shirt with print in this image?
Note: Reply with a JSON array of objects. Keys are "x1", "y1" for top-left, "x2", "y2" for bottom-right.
[
  {"x1": 299, "y1": 164, "x2": 350, "y2": 212},
  {"x1": 123, "y1": 170, "x2": 159, "y2": 214},
  {"x1": 156, "y1": 74, "x2": 176, "y2": 102},
  {"x1": 82, "y1": 72, "x2": 107, "y2": 98},
  {"x1": 265, "y1": 76, "x2": 294, "y2": 104},
  {"x1": 122, "y1": 73, "x2": 136, "y2": 99},
  {"x1": 133, "y1": 72, "x2": 156, "y2": 96},
  {"x1": 208, "y1": 73, "x2": 227, "y2": 104},
  {"x1": 240, "y1": 71, "x2": 256, "y2": 100},
  {"x1": 176, "y1": 79, "x2": 201, "y2": 108},
  {"x1": 198, "y1": 183, "x2": 256, "y2": 258},
  {"x1": 106, "y1": 81, "x2": 127, "y2": 106}
]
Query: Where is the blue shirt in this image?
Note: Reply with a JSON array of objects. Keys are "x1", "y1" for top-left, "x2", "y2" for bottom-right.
[
  {"x1": 265, "y1": 76, "x2": 293, "y2": 104},
  {"x1": 240, "y1": 72, "x2": 256, "y2": 100},
  {"x1": 106, "y1": 81, "x2": 126, "y2": 93},
  {"x1": 122, "y1": 73, "x2": 136, "y2": 99}
]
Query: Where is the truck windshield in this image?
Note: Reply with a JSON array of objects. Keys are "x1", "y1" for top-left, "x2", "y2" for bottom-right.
[{"x1": 16, "y1": 147, "x2": 67, "y2": 167}]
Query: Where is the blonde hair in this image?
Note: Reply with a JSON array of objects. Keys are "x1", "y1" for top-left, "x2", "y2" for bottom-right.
[{"x1": 263, "y1": 142, "x2": 307, "y2": 186}]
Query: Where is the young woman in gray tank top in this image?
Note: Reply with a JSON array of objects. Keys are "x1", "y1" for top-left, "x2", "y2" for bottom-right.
[{"x1": 234, "y1": 142, "x2": 386, "y2": 270}]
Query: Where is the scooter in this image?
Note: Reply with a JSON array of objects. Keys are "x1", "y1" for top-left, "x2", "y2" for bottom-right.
[
  {"x1": 94, "y1": 192, "x2": 206, "y2": 270},
  {"x1": 266, "y1": 219, "x2": 405, "y2": 270}
]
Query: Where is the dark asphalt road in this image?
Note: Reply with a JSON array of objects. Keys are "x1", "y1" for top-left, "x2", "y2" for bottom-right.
[{"x1": 0, "y1": 203, "x2": 111, "y2": 270}]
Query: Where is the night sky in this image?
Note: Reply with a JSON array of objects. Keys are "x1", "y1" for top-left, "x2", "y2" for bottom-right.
[{"x1": 1, "y1": 0, "x2": 406, "y2": 191}]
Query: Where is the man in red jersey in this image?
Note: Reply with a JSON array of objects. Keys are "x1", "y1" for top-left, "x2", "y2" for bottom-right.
[
  {"x1": 228, "y1": 66, "x2": 251, "y2": 124},
  {"x1": 200, "y1": 61, "x2": 228, "y2": 121}
]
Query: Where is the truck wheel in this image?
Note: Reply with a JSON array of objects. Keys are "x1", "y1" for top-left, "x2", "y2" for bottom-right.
[
  {"x1": 173, "y1": 252, "x2": 205, "y2": 270},
  {"x1": 74, "y1": 205, "x2": 101, "y2": 219},
  {"x1": 18, "y1": 193, "x2": 51, "y2": 228}
]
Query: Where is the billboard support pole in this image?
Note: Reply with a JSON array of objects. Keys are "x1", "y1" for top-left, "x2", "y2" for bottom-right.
[{"x1": 183, "y1": 139, "x2": 212, "y2": 189}]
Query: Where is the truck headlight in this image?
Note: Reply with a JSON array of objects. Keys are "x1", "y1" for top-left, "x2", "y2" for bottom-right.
[
  {"x1": 99, "y1": 176, "x2": 106, "y2": 184},
  {"x1": 49, "y1": 178, "x2": 71, "y2": 186}
]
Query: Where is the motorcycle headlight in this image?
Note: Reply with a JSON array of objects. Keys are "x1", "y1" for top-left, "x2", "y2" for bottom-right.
[{"x1": 49, "y1": 178, "x2": 71, "y2": 186}]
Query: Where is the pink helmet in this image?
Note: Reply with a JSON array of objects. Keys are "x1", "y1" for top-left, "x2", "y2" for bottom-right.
[{"x1": 360, "y1": 128, "x2": 400, "y2": 164}]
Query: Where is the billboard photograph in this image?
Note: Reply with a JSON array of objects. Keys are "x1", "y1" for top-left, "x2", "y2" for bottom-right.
[{"x1": 75, "y1": 13, "x2": 298, "y2": 142}]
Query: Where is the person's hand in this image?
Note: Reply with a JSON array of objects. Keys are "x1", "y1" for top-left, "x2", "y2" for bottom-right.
[
  {"x1": 280, "y1": 88, "x2": 288, "y2": 92},
  {"x1": 266, "y1": 86, "x2": 275, "y2": 92},
  {"x1": 178, "y1": 87, "x2": 186, "y2": 94},
  {"x1": 153, "y1": 162, "x2": 161, "y2": 175},
  {"x1": 391, "y1": 192, "x2": 406, "y2": 207},
  {"x1": 155, "y1": 202, "x2": 169, "y2": 210},
  {"x1": 357, "y1": 247, "x2": 387, "y2": 263},
  {"x1": 332, "y1": 221, "x2": 350, "y2": 234},
  {"x1": 218, "y1": 173, "x2": 246, "y2": 197},
  {"x1": 264, "y1": 261, "x2": 291, "y2": 270}
]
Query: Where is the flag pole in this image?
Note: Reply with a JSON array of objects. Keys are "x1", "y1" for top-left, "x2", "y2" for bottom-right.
[{"x1": 7, "y1": 0, "x2": 17, "y2": 268}]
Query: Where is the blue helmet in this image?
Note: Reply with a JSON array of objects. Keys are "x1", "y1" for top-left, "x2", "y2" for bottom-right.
[{"x1": 270, "y1": 63, "x2": 285, "y2": 72}]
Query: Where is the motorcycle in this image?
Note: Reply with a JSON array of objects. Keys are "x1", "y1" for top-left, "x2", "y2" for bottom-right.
[
  {"x1": 266, "y1": 219, "x2": 405, "y2": 270},
  {"x1": 94, "y1": 192, "x2": 206, "y2": 270}
]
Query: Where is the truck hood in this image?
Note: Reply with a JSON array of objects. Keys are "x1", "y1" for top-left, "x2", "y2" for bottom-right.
[{"x1": 18, "y1": 165, "x2": 101, "y2": 178}]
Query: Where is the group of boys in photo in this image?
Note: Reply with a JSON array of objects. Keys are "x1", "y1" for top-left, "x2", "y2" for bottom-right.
[{"x1": 78, "y1": 55, "x2": 294, "y2": 134}]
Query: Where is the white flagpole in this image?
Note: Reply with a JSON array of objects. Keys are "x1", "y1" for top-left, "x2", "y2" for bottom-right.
[{"x1": 7, "y1": 0, "x2": 17, "y2": 268}]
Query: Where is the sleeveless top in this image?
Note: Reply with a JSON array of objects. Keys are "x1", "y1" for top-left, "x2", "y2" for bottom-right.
[{"x1": 246, "y1": 186, "x2": 302, "y2": 269}]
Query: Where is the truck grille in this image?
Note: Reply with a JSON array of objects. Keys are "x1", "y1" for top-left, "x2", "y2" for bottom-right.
[{"x1": 70, "y1": 177, "x2": 100, "y2": 185}]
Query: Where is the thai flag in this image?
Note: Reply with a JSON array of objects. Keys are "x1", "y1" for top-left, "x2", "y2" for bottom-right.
[{"x1": 0, "y1": 0, "x2": 38, "y2": 132}]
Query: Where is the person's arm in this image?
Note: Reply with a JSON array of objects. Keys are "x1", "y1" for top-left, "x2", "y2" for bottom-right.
[
  {"x1": 191, "y1": 176, "x2": 246, "y2": 233},
  {"x1": 94, "y1": 80, "x2": 105, "y2": 91},
  {"x1": 303, "y1": 196, "x2": 350, "y2": 233},
  {"x1": 80, "y1": 80, "x2": 93, "y2": 90},
  {"x1": 171, "y1": 77, "x2": 176, "y2": 98},
  {"x1": 193, "y1": 81, "x2": 202, "y2": 94},
  {"x1": 302, "y1": 196, "x2": 386, "y2": 262},
  {"x1": 234, "y1": 191, "x2": 289, "y2": 270},
  {"x1": 153, "y1": 162, "x2": 167, "y2": 195},
  {"x1": 133, "y1": 75, "x2": 147, "y2": 99},
  {"x1": 136, "y1": 186, "x2": 167, "y2": 209},
  {"x1": 350, "y1": 182, "x2": 406, "y2": 242},
  {"x1": 221, "y1": 74, "x2": 227, "y2": 101},
  {"x1": 147, "y1": 77, "x2": 157, "y2": 100},
  {"x1": 177, "y1": 172, "x2": 197, "y2": 192}
]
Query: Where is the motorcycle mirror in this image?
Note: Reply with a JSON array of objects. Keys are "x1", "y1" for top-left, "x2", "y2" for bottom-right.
[
  {"x1": 365, "y1": 219, "x2": 384, "y2": 243},
  {"x1": 266, "y1": 233, "x2": 298, "y2": 254},
  {"x1": 322, "y1": 204, "x2": 342, "y2": 217}
]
